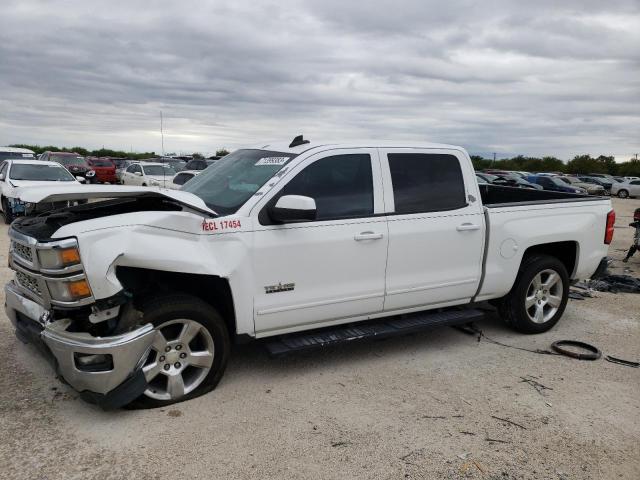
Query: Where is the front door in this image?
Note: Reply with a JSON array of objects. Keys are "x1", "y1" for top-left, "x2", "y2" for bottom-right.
[
  {"x1": 252, "y1": 149, "x2": 388, "y2": 335},
  {"x1": 380, "y1": 149, "x2": 485, "y2": 311}
]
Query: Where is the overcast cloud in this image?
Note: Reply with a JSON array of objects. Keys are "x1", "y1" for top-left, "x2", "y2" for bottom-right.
[{"x1": 0, "y1": 0, "x2": 638, "y2": 159}]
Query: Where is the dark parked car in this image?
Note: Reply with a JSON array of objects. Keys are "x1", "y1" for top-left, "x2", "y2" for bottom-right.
[
  {"x1": 40, "y1": 151, "x2": 96, "y2": 183},
  {"x1": 184, "y1": 158, "x2": 217, "y2": 171},
  {"x1": 527, "y1": 175, "x2": 586, "y2": 194},
  {"x1": 577, "y1": 176, "x2": 613, "y2": 194},
  {"x1": 86, "y1": 157, "x2": 117, "y2": 183}
]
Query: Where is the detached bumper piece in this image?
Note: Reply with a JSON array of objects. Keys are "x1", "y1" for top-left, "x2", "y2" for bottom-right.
[
  {"x1": 5, "y1": 281, "x2": 154, "y2": 409},
  {"x1": 265, "y1": 308, "x2": 485, "y2": 357}
]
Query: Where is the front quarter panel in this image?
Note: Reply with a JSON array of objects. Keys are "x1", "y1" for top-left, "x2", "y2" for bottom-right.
[{"x1": 52, "y1": 210, "x2": 255, "y2": 335}]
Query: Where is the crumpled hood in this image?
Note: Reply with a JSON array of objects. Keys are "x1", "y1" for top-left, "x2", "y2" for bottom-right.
[{"x1": 14, "y1": 184, "x2": 217, "y2": 214}]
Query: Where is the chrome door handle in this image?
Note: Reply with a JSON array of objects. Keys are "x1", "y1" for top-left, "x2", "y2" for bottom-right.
[
  {"x1": 354, "y1": 231, "x2": 384, "y2": 241},
  {"x1": 456, "y1": 223, "x2": 481, "y2": 232}
]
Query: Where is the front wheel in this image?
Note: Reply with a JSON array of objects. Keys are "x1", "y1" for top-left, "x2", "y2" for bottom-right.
[
  {"x1": 499, "y1": 254, "x2": 569, "y2": 334},
  {"x1": 130, "y1": 294, "x2": 230, "y2": 408},
  {"x1": 617, "y1": 189, "x2": 629, "y2": 199},
  {"x1": 2, "y1": 197, "x2": 13, "y2": 224}
]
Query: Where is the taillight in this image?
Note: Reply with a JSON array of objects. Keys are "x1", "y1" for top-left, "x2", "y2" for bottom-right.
[{"x1": 604, "y1": 210, "x2": 615, "y2": 244}]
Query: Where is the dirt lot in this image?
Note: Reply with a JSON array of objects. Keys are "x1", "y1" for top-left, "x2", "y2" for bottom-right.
[{"x1": 1, "y1": 198, "x2": 638, "y2": 480}]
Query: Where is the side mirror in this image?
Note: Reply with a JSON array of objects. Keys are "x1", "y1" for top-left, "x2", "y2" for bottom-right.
[
  {"x1": 134, "y1": 171, "x2": 142, "y2": 176},
  {"x1": 269, "y1": 195, "x2": 316, "y2": 223},
  {"x1": 0, "y1": 173, "x2": 4, "y2": 181},
  {"x1": 75, "y1": 176, "x2": 86, "y2": 183}
]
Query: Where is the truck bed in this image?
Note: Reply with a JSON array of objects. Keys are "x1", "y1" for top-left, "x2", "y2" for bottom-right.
[{"x1": 479, "y1": 184, "x2": 605, "y2": 208}]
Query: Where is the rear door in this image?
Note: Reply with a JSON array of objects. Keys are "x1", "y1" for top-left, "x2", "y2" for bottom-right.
[{"x1": 380, "y1": 149, "x2": 485, "y2": 311}]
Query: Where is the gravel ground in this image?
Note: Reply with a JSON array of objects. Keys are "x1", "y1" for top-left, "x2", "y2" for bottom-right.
[{"x1": 1, "y1": 197, "x2": 638, "y2": 480}]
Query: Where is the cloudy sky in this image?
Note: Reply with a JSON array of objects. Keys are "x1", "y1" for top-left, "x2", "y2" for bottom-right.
[{"x1": 0, "y1": 0, "x2": 638, "y2": 159}]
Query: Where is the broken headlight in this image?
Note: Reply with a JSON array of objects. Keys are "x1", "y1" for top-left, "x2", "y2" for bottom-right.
[{"x1": 47, "y1": 278, "x2": 92, "y2": 302}]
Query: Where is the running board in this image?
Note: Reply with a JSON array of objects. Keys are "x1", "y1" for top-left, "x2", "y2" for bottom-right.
[{"x1": 265, "y1": 308, "x2": 485, "y2": 357}]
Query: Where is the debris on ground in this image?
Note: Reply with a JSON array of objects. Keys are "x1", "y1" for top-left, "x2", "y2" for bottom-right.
[
  {"x1": 520, "y1": 375, "x2": 553, "y2": 395},
  {"x1": 587, "y1": 274, "x2": 640, "y2": 293},
  {"x1": 605, "y1": 355, "x2": 640, "y2": 368},
  {"x1": 491, "y1": 415, "x2": 527, "y2": 430},
  {"x1": 551, "y1": 340, "x2": 601, "y2": 360}
]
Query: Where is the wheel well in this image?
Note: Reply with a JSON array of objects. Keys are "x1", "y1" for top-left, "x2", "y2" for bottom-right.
[
  {"x1": 522, "y1": 241, "x2": 578, "y2": 278},
  {"x1": 115, "y1": 267, "x2": 237, "y2": 337}
]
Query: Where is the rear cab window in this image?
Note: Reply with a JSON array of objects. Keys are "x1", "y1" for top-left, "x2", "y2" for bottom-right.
[{"x1": 385, "y1": 152, "x2": 467, "y2": 213}]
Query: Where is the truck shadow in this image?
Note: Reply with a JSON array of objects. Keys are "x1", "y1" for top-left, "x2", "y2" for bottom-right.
[{"x1": 223, "y1": 309, "x2": 509, "y2": 383}]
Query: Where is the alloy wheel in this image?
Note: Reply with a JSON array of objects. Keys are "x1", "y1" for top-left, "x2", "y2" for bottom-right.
[
  {"x1": 525, "y1": 269, "x2": 563, "y2": 324},
  {"x1": 142, "y1": 319, "x2": 214, "y2": 401}
]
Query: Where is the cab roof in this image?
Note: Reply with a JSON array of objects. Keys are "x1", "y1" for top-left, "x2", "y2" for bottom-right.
[{"x1": 251, "y1": 139, "x2": 464, "y2": 155}]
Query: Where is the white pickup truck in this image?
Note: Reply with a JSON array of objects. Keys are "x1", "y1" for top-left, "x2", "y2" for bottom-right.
[{"x1": 5, "y1": 138, "x2": 614, "y2": 408}]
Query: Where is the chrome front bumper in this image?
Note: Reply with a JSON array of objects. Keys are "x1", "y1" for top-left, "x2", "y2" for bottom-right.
[{"x1": 6, "y1": 281, "x2": 155, "y2": 404}]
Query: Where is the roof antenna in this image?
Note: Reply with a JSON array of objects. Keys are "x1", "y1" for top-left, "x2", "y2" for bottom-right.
[{"x1": 289, "y1": 135, "x2": 310, "y2": 148}]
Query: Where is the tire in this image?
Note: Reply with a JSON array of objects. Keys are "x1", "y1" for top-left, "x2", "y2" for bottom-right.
[
  {"x1": 142, "y1": 183, "x2": 147, "y2": 186},
  {"x1": 2, "y1": 197, "x2": 13, "y2": 224},
  {"x1": 617, "y1": 189, "x2": 629, "y2": 199},
  {"x1": 129, "y1": 293, "x2": 230, "y2": 409},
  {"x1": 498, "y1": 254, "x2": 569, "y2": 334}
]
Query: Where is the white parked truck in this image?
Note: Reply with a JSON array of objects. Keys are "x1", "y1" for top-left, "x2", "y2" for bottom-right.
[{"x1": 5, "y1": 138, "x2": 614, "y2": 408}]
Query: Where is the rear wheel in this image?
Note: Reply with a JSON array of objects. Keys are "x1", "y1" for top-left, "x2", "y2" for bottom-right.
[
  {"x1": 499, "y1": 255, "x2": 569, "y2": 334},
  {"x1": 617, "y1": 189, "x2": 629, "y2": 199},
  {"x1": 129, "y1": 294, "x2": 230, "y2": 408}
]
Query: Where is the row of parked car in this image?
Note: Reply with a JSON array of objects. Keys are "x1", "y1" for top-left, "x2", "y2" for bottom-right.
[{"x1": 476, "y1": 169, "x2": 640, "y2": 198}]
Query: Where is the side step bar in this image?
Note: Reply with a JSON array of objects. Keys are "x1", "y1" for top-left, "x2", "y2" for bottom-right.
[{"x1": 265, "y1": 308, "x2": 485, "y2": 357}]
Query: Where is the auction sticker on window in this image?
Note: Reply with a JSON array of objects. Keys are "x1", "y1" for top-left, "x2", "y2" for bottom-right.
[
  {"x1": 202, "y1": 219, "x2": 242, "y2": 232},
  {"x1": 255, "y1": 157, "x2": 290, "y2": 166}
]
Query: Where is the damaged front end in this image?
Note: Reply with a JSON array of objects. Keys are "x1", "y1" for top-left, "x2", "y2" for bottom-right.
[{"x1": 5, "y1": 227, "x2": 153, "y2": 409}]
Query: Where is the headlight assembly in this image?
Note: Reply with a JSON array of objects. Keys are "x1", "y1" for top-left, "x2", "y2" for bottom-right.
[
  {"x1": 47, "y1": 278, "x2": 92, "y2": 302},
  {"x1": 38, "y1": 246, "x2": 81, "y2": 269}
]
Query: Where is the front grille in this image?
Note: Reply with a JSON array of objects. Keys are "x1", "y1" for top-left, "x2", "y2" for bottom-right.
[
  {"x1": 15, "y1": 270, "x2": 43, "y2": 297},
  {"x1": 12, "y1": 241, "x2": 33, "y2": 263}
]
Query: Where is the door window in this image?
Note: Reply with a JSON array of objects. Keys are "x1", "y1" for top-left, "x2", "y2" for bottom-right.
[
  {"x1": 388, "y1": 153, "x2": 466, "y2": 213},
  {"x1": 277, "y1": 154, "x2": 374, "y2": 221},
  {"x1": 0, "y1": 162, "x2": 7, "y2": 178},
  {"x1": 126, "y1": 164, "x2": 141, "y2": 174}
]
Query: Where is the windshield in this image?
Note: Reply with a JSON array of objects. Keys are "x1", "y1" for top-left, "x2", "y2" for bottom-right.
[
  {"x1": 550, "y1": 177, "x2": 569, "y2": 187},
  {"x1": 183, "y1": 149, "x2": 295, "y2": 214},
  {"x1": 0, "y1": 152, "x2": 35, "y2": 161},
  {"x1": 54, "y1": 155, "x2": 86, "y2": 166},
  {"x1": 10, "y1": 164, "x2": 75, "y2": 181},
  {"x1": 143, "y1": 165, "x2": 176, "y2": 176}
]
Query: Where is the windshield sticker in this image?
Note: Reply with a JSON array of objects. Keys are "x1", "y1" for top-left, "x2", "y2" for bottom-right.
[
  {"x1": 202, "y1": 219, "x2": 242, "y2": 232},
  {"x1": 255, "y1": 157, "x2": 289, "y2": 166}
]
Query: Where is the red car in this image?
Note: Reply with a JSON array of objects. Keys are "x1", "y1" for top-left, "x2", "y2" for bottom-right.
[{"x1": 86, "y1": 157, "x2": 117, "y2": 183}]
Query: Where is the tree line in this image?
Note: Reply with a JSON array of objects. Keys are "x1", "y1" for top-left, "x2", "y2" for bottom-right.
[
  {"x1": 471, "y1": 154, "x2": 640, "y2": 176},
  {"x1": 9, "y1": 144, "x2": 640, "y2": 176},
  {"x1": 9, "y1": 144, "x2": 230, "y2": 160}
]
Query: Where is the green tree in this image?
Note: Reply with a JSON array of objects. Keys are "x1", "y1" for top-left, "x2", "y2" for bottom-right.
[{"x1": 216, "y1": 148, "x2": 230, "y2": 157}]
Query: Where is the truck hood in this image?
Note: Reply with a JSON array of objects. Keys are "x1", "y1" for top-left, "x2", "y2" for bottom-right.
[
  {"x1": 9, "y1": 180, "x2": 79, "y2": 188},
  {"x1": 15, "y1": 185, "x2": 217, "y2": 215}
]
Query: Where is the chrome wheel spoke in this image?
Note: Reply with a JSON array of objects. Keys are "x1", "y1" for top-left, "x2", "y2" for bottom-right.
[
  {"x1": 178, "y1": 321, "x2": 201, "y2": 345},
  {"x1": 151, "y1": 330, "x2": 168, "y2": 352},
  {"x1": 532, "y1": 274, "x2": 542, "y2": 289},
  {"x1": 189, "y1": 351, "x2": 214, "y2": 369},
  {"x1": 534, "y1": 304, "x2": 545, "y2": 323},
  {"x1": 547, "y1": 295, "x2": 562, "y2": 308},
  {"x1": 543, "y1": 272, "x2": 560, "y2": 289},
  {"x1": 143, "y1": 361, "x2": 162, "y2": 381},
  {"x1": 167, "y1": 373, "x2": 186, "y2": 398},
  {"x1": 525, "y1": 295, "x2": 537, "y2": 309}
]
